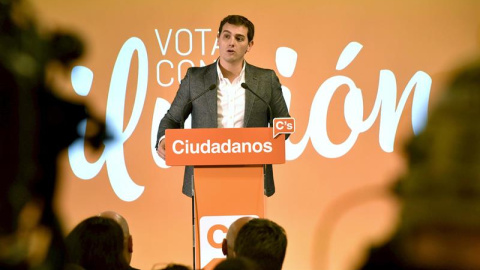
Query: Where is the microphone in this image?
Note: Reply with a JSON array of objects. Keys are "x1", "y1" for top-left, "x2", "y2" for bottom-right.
[
  {"x1": 180, "y1": 84, "x2": 217, "y2": 128},
  {"x1": 241, "y1": 83, "x2": 273, "y2": 127}
]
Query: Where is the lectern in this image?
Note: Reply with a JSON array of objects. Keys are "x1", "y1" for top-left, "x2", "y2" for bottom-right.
[{"x1": 165, "y1": 127, "x2": 286, "y2": 270}]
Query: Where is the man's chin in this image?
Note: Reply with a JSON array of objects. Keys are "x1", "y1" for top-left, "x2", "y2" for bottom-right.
[{"x1": 221, "y1": 56, "x2": 242, "y2": 64}]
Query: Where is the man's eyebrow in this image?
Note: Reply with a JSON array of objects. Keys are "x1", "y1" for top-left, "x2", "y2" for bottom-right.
[{"x1": 221, "y1": 30, "x2": 246, "y2": 38}]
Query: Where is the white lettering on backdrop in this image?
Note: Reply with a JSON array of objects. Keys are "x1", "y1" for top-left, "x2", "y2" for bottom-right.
[{"x1": 68, "y1": 31, "x2": 431, "y2": 201}]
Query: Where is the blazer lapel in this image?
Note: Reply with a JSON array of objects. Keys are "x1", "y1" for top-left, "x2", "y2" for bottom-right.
[
  {"x1": 203, "y1": 63, "x2": 219, "y2": 128},
  {"x1": 244, "y1": 63, "x2": 259, "y2": 127}
]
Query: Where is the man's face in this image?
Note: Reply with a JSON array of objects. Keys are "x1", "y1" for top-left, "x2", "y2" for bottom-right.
[{"x1": 217, "y1": 23, "x2": 253, "y2": 65}]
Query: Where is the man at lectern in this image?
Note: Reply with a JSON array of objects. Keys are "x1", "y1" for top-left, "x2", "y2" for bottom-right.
[{"x1": 155, "y1": 15, "x2": 290, "y2": 197}]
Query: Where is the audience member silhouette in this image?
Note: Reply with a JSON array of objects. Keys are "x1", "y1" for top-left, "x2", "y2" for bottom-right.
[
  {"x1": 234, "y1": 218, "x2": 287, "y2": 270},
  {"x1": 213, "y1": 257, "x2": 260, "y2": 270},
  {"x1": 357, "y1": 59, "x2": 480, "y2": 270},
  {"x1": 98, "y1": 211, "x2": 139, "y2": 270},
  {"x1": 222, "y1": 217, "x2": 254, "y2": 258},
  {"x1": 0, "y1": 0, "x2": 105, "y2": 269},
  {"x1": 63, "y1": 263, "x2": 86, "y2": 270},
  {"x1": 154, "y1": 263, "x2": 191, "y2": 270},
  {"x1": 65, "y1": 216, "x2": 130, "y2": 270}
]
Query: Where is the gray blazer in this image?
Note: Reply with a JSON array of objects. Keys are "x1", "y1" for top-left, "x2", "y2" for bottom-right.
[{"x1": 156, "y1": 61, "x2": 290, "y2": 197}]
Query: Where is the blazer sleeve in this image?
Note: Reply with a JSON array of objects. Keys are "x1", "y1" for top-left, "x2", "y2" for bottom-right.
[{"x1": 269, "y1": 70, "x2": 290, "y2": 119}]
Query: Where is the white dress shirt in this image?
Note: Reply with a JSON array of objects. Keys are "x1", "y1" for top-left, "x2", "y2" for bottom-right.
[{"x1": 216, "y1": 61, "x2": 246, "y2": 128}]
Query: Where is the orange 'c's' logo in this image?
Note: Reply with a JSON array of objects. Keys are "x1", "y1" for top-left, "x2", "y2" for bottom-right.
[{"x1": 207, "y1": 224, "x2": 228, "y2": 249}]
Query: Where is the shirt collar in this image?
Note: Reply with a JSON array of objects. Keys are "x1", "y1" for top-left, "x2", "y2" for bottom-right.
[{"x1": 216, "y1": 60, "x2": 246, "y2": 85}]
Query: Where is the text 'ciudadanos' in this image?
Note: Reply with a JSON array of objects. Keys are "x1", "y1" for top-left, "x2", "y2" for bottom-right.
[
  {"x1": 165, "y1": 128, "x2": 285, "y2": 166},
  {"x1": 172, "y1": 139, "x2": 273, "y2": 155}
]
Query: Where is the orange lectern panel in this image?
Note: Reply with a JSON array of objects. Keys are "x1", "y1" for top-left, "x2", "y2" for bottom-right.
[{"x1": 194, "y1": 166, "x2": 265, "y2": 216}]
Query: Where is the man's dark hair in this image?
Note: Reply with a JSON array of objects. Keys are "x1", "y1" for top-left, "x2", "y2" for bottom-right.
[
  {"x1": 233, "y1": 218, "x2": 287, "y2": 270},
  {"x1": 65, "y1": 216, "x2": 129, "y2": 270},
  {"x1": 218, "y1": 15, "x2": 255, "y2": 42}
]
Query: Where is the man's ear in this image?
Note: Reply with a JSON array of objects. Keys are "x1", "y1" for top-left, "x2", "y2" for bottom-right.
[
  {"x1": 221, "y1": 238, "x2": 228, "y2": 256},
  {"x1": 246, "y1": 40, "x2": 254, "y2": 53},
  {"x1": 128, "y1": 235, "x2": 133, "y2": 253}
]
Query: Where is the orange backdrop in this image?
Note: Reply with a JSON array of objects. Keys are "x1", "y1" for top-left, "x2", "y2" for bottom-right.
[{"x1": 31, "y1": 0, "x2": 480, "y2": 269}]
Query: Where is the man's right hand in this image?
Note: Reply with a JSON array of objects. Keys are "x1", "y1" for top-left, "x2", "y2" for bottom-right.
[{"x1": 156, "y1": 139, "x2": 166, "y2": 160}]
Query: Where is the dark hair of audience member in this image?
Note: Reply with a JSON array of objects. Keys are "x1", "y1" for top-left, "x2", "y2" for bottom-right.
[
  {"x1": 65, "y1": 216, "x2": 130, "y2": 270},
  {"x1": 155, "y1": 263, "x2": 192, "y2": 270},
  {"x1": 214, "y1": 257, "x2": 260, "y2": 270},
  {"x1": 234, "y1": 218, "x2": 287, "y2": 270}
]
